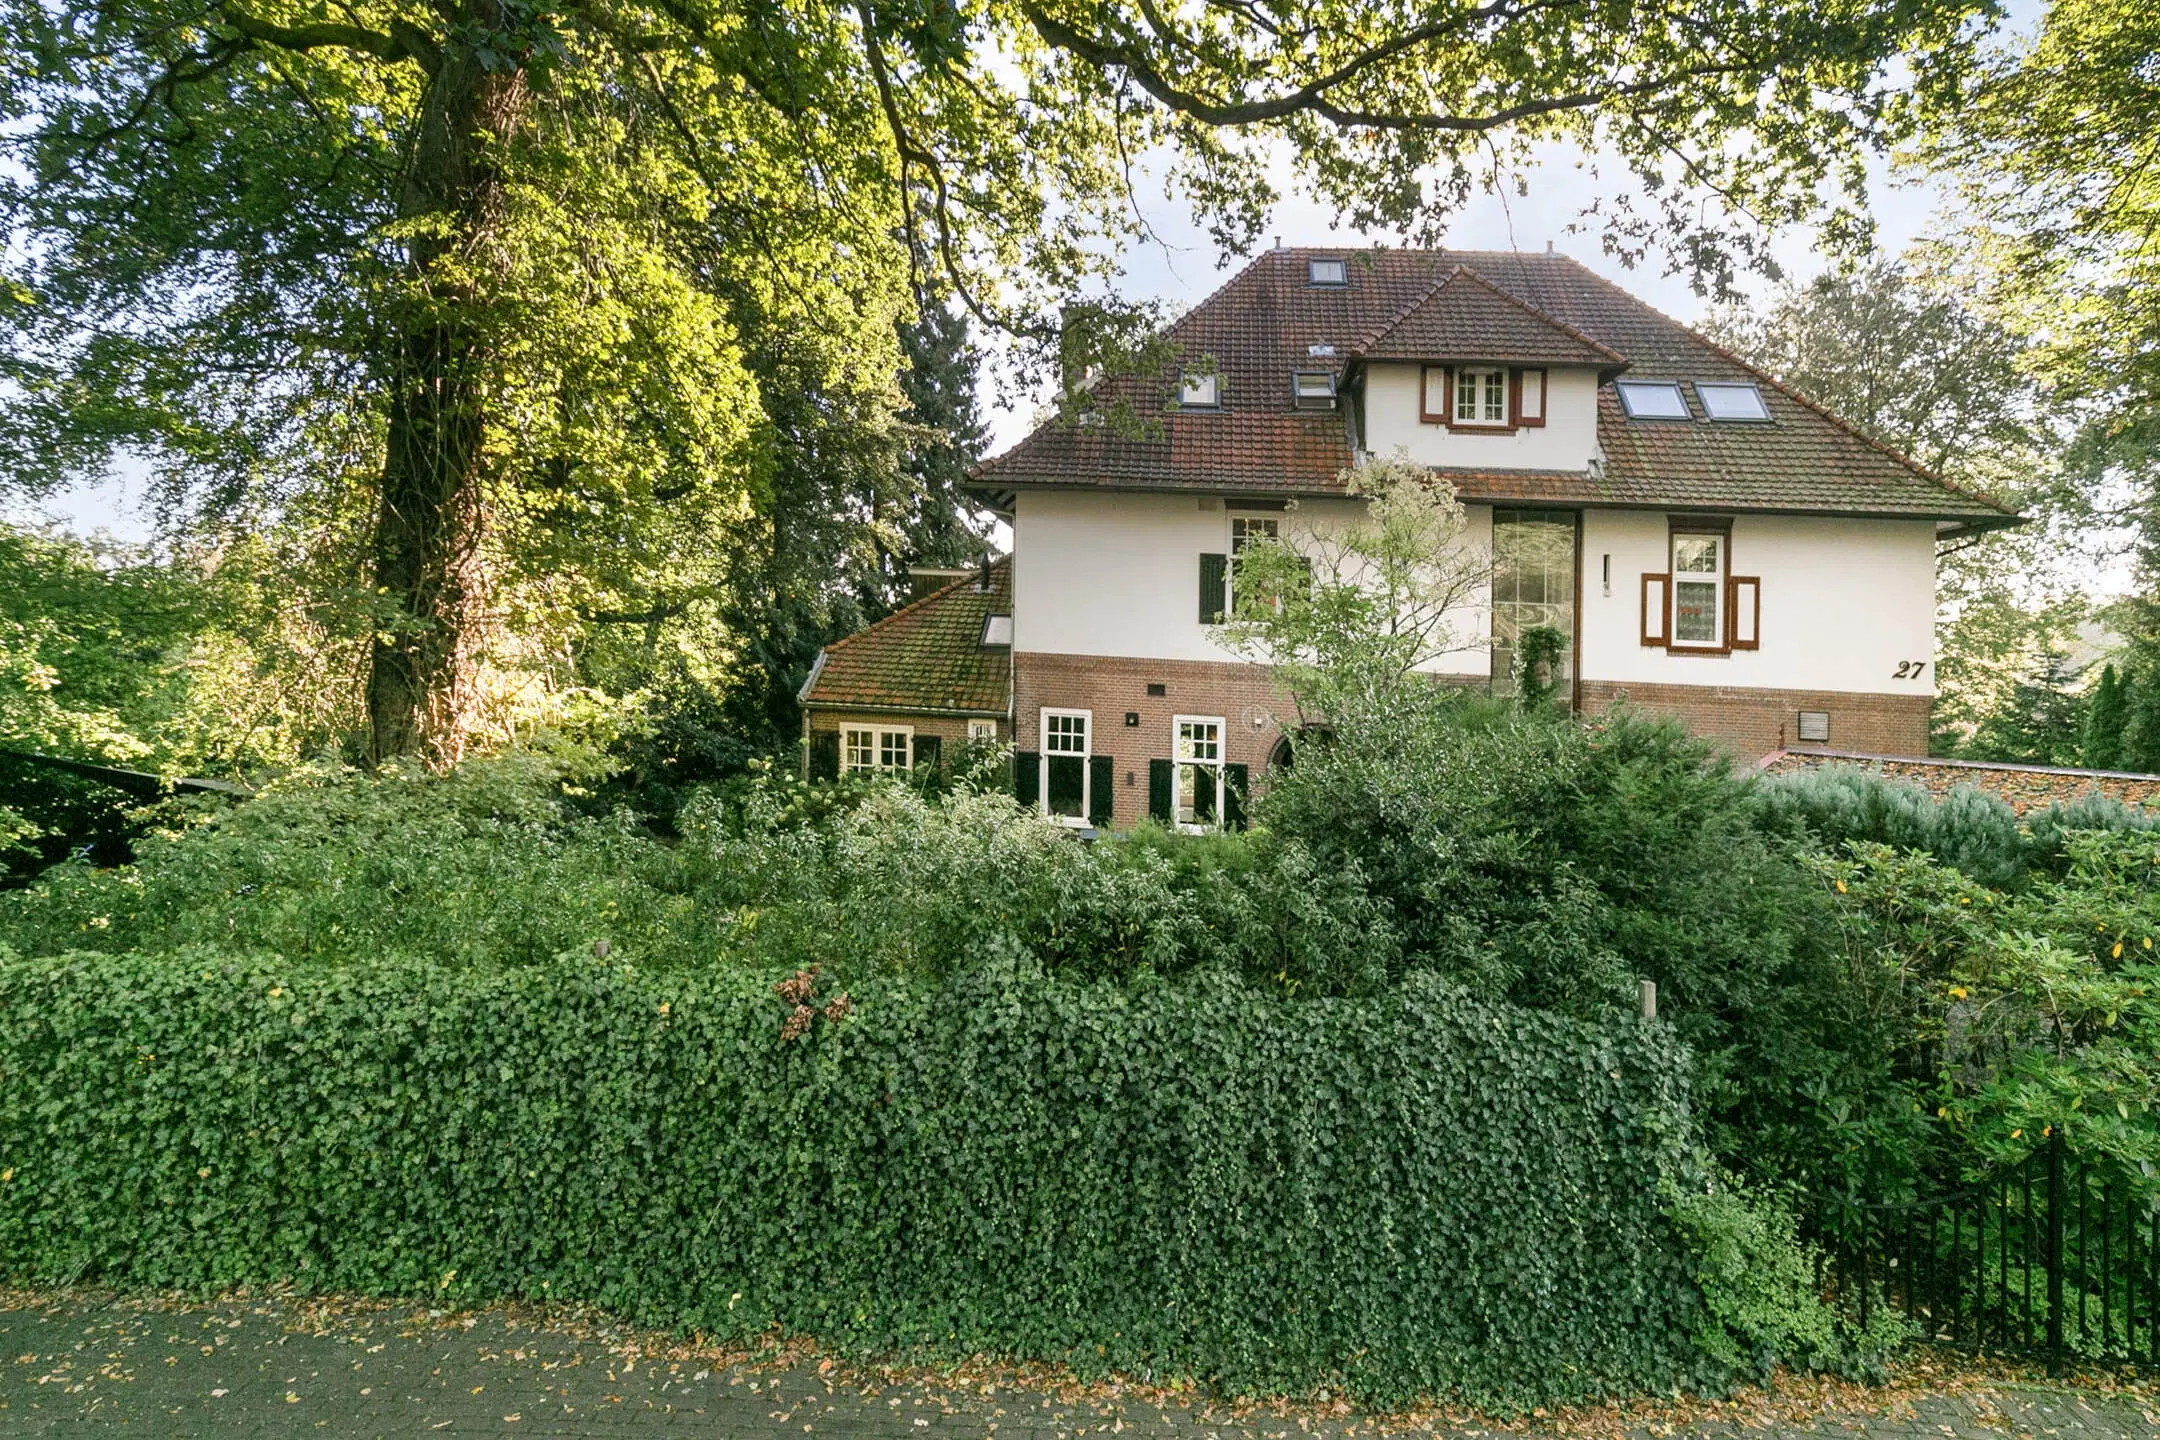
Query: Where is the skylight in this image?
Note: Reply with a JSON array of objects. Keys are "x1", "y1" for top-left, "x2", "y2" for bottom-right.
[
  {"x1": 1696, "y1": 382, "x2": 1771, "y2": 422},
  {"x1": 981, "y1": 614, "x2": 1013, "y2": 647},
  {"x1": 1616, "y1": 380, "x2": 1691, "y2": 420},
  {"x1": 1292, "y1": 369, "x2": 1338, "y2": 408},
  {"x1": 1179, "y1": 372, "x2": 1221, "y2": 409},
  {"x1": 1307, "y1": 258, "x2": 1348, "y2": 287}
]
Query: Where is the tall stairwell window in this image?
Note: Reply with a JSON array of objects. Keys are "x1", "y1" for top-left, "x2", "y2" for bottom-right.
[{"x1": 1490, "y1": 511, "x2": 1577, "y2": 697}]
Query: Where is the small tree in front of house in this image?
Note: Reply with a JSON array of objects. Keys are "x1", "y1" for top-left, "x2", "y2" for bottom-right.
[{"x1": 1215, "y1": 451, "x2": 1487, "y2": 731}]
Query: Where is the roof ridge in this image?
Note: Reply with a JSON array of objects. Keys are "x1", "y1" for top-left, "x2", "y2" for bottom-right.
[
  {"x1": 1548, "y1": 255, "x2": 2017, "y2": 519},
  {"x1": 819, "y1": 556, "x2": 1010, "y2": 657}
]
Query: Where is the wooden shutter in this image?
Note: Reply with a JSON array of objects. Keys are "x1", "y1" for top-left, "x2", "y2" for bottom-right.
[
  {"x1": 1729, "y1": 576, "x2": 1760, "y2": 650},
  {"x1": 1014, "y1": 750, "x2": 1041, "y2": 808},
  {"x1": 1512, "y1": 367, "x2": 1546, "y2": 427},
  {"x1": 1224, "y1": 763, "x2": 1250, "y2": 832},
  {"x1": 1199, "y1": 552, "x2": 1227, "y2": 622},
  {"x1": 911, "y1": 733, "x2": 942, "y2": 774},
  {"x1": 1640, "y1": 573, "x2": 1670, "y2": 647},
  {"x1": 1420, "y1": 366, "x2": 1448, "y2": 424},
  {"x1": 1088, "y1": 756, "x2": 1115, "y2": 827},
  {"x1": 1147, "y1": 759, "x2": 1174, "y2": 823},
  {"x1": 808, "y1": 730, "x2": 840, "y2": 781}
]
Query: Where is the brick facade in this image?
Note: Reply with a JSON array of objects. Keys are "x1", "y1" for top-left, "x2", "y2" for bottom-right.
[
  {"x1": 1576, "y1": 679, "x2": 1930, "y2": 760},
  {"x1": 1015, "y1": 651, "x2": 1291, "y2": 828},
  {"x1": 801, "y1": 710, "x2": 1009, "y2": 777}
]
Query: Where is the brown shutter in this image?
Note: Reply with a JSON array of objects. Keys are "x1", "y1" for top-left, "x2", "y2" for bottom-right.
[
  {"x1": 1729, "y1": 576, "x2": 1761, "y2": 650},
  {"x1": 1641, "y1": 573, "x2": 1671, "y2": 647},
  {"x1": 1512, "y1": 368, "x2": 1546, "y2": 427}
]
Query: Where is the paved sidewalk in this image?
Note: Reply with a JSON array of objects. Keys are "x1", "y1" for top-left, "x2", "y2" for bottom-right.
[{"x1": 2, "y1": 1292, "x2": 2157, "y2": 1439}]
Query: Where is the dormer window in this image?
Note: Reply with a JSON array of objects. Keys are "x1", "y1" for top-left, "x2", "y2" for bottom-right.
[
  {"x1": 1696, "y1": 382, "x2": 1770, "y2": 422},
  {"x1": 1307, "y1": 257, "x2": 1348, "y2": 287},
  {"x1": 1179, "y1": 372, "x2": 1221, "y2": 409},
  {"x1": 1292, "y1": 370, "x2": 1337, "y2": 408},
  {"x1": 1616, "y1": 379, "x2": 1691, "y2": 420},
  {"x1": 1453, "y1": 367, "x2": 1509, "y2": 426}
]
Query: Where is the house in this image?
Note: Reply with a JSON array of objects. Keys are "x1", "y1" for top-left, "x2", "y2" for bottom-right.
[{"x1": 800, "y1": 246, "x2": 2018, "y2": 829}]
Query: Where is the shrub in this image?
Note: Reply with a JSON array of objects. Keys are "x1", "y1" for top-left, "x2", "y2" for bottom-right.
[
  {"x1": 1755, "y1": 765, "x2": 2026, "y2": 890},
  {"x1": 0, "y1": 948, "x2": 1709, "y2": 1406}
]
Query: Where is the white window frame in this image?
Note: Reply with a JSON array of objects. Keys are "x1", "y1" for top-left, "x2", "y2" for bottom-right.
[
  {"x1": 842, "y1": 724, "x2": 915, "y2": 773},
  {"x1": 1453, "y1": 366, "x2": 1509, "y2": 426},
  {"x1": 1039, "y1": 707, "x2": 1092, "y2": 826},
  {"x1": 1227, "y1": 512, "x2": 1281, "y2": 615},
  {"x1": 1172, "y1": 714, "x2": 1227, "y2": 831},
  {"x1": 967, "y1": 718, "x2": 998, "y2": 742},
  {"x1": 1668, "y1": 531, "x2": 1727, "y2": 650},
  {"x1": 1307, "y1": 257, "x2": 1348, "y2": 287},
  {"x1": 1179, "y1": 372, "x2": 1222, "y2": 409}
]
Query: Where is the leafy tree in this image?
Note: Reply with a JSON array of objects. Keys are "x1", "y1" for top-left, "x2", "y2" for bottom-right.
[
  {"x1": 2082, "y1": 662, "x2": 2129, "y2": 770},
  {"x1": 0, "y1": 0, "x2": 2001, "y2": 763},
  {"x1": 1217, "y1": 451, "x2": 1487, "y2": 729}
]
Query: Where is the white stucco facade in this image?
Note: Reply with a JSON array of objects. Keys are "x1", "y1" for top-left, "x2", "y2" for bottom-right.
[
  {"x1": 1014, "y1": 488, "x2": 1938, "y2": 702},
  {"x1": 1359, "y1": 363, "x2": 1603, "y2": 472},
  {"x1": 1011, "y1": 488, "x2": 1491, "y2": 673},
  {"x1": 1576, "y1": 510, "x2": 1937, "y2": 696}
]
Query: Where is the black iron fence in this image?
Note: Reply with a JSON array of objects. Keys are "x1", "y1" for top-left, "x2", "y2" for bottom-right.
[{"x1": 1824, "y1": 1131, "x2": 2160, "y2": 1371}]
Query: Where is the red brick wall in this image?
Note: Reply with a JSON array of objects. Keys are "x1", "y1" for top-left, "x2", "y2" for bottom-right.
[
  {"x1": 1576, "y1": 679, "x2": 1930, "y2": 760},
  {"x1": 1014, "y1": 651, "x2": 1291, "y2": 828},
  {"x1": 801, "y1": 711, "x2": 1007, "y2": 776}
]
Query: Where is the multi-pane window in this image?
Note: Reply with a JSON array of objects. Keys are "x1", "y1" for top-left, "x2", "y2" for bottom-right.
[
  {"x1": 1490, "y1": 510, "x2": 1576, "y2": 695},
  {"x1": 1454, "y1": 367, "x2": 1508, "y2": 425},
  {"x1": 843, "y1": 725, "x2": 913, "y2": 772},
  {"x1": 1041, "y1": 709, "x2": 1091, "y2": 823},
  {"x1": 1228, "y1": 514, "x2": 1284, "y2": 615},
  {"x1": 1173, "y1": 717, "x2": 1225, "y2": 828},
  {"x1": 1670, "y1": 532, "x2": 1726, "y2": 647}
]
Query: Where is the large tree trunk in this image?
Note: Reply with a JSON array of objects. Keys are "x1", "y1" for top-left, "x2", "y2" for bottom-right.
[{"x1": 365, "y1": 24, "x2": 528, "y2": 766}]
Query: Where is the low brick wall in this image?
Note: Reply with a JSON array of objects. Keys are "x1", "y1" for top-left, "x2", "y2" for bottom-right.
[
  {"x1": 1578, "y1": 679, "x2": 1931, "y2": 761},
  {"x1": 1760, "y1": 749, "x2": 2160, "y2": 816}
]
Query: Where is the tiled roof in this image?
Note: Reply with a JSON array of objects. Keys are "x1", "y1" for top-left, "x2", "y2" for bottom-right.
[
  {"x1": 973, "y1": 248, "x2": 2015, "y2": 529},
  {"x1": 1352, "y1": 267, "x2": 1624, "y2": 367},
  {"x1": 800, "y1": 559, "x2": 1012, "y2": 716}
]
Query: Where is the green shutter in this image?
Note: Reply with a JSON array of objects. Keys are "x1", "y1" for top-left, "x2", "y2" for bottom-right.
[
  {"x1": 1199, "y1": 552, "x2": 1227, "y2": 622},
  {"x1": 1148, "y1": 758, "x2": 1173, "y2": 823},
  {"x1": 809, "y1": 730, "x2": 840, "y2": 781},
  {"x1": 912, "y1": 733, "x2": 942, "y2": 775},
  {"x1": 1225, "y1": 762, "x2": 1249, "y2": 831},
  {"x1": 1088, "y1": 755, "x2": 1115, "y2": 828},
  {"x1": 1014, "y1": 750, "x2": 1040, "y2": 809}
]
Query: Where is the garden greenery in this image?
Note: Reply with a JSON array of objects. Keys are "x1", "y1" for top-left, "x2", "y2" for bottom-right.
[{"x1": 0, "y1": 948, "x2": 1709, "y2": 1407}]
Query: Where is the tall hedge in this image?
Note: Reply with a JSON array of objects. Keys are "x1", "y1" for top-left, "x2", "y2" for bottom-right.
[{"x1": 0, "y1": 949, "x2": 1707, "y2": 1405}]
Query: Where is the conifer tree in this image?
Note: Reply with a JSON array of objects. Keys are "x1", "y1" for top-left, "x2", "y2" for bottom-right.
[{"x1": 2082, "y1": 662, "x2": 2129, "y2": 769}]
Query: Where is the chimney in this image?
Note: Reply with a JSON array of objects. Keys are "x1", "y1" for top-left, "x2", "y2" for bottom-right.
[{"x1": 1546, "y1": 240, "x2": 1554, "y2": 254}]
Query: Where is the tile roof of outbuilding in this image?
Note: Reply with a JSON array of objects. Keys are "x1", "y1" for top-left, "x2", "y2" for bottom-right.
[
  {"x1": 973, "y1": 248, "x2": 2015, "y2": 530},
  {"x1": 800, "y1": 559, "x2": 1012, "y2": 716}
]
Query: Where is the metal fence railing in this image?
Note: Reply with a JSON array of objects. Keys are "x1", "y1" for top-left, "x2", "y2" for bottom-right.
[{"x1": 1824, "y1": 1131, "x2": 2160, "y2": 1372}]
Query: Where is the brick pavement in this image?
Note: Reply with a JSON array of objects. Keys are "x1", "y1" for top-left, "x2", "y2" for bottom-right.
[{"x1": 1, "y1": 1292, "x2": 2156, "y2": 1439}]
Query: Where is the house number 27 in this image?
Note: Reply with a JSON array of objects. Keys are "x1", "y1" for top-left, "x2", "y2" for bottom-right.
[{"x1": 1892, "y1": 660, "x2": 1928, "y2": 679}]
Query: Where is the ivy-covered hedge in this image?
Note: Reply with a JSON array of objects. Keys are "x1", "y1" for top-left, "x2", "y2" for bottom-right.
[{"x1": 0, "y1": 949, "x2": 1707, "y2": 1405}]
